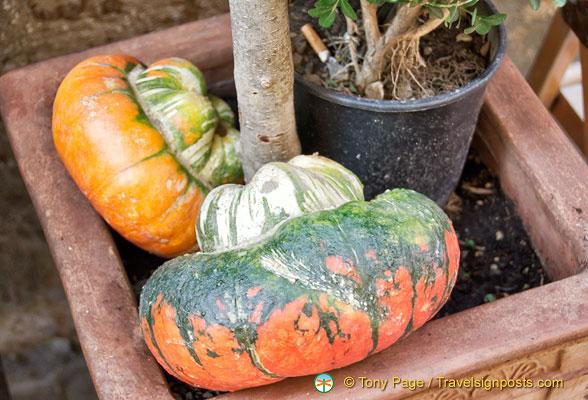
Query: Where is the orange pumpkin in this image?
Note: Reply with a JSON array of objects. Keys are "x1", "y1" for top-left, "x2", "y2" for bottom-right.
[
  {"x1": 139, "y1": 189, "x2": 459, "y2": 391},
  {"x1": 53, "y1": 54, "x2": 243, "y2": 257}
]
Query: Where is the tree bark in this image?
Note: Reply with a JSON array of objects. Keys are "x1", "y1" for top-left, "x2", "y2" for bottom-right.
[{"x1": 229, "y1": 0, "x2": 301, "y2": 181}]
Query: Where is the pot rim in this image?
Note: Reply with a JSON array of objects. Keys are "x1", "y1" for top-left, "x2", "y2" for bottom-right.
[{"x1": 293, "y1": 0, "x2": 507, "y2": 112}]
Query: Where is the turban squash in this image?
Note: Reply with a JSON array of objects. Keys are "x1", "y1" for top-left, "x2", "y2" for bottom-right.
[
  {"x1": 52, "y1": 55, "x2": 242, "y2": 257},
  {"x1": 139, "y1": 157, "x2": 460, "y2": 392},
  {"x1": 197, "y1": 154, "x2": 365, "y2": 252}
]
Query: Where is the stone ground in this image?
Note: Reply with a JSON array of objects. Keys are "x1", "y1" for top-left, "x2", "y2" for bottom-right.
[{"x1": 0, "y1": 0, "x2": 556, "y2": 398}]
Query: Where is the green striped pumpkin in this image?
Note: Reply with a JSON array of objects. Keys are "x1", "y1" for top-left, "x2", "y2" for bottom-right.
[
  {"x1": 52, "y1": 55, "x2": 243, "y2": 257},
  {"x1": 139, "y1": 188, "x2": 460, "y2": 391},
  {"x1": 130, "y1": 57, "x2": 243, "y2": 189},
  {"x1": 196, "y1": 154, "x2": 364, "y2": 252}
]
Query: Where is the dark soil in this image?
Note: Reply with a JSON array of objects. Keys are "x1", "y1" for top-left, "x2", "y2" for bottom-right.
[
  {"x1": 118, "y1": 133, "x2": 547, "y2": 399},
  {"x1": 437, "y1": 151, "x2": 548, "y2": 318},
  {"x1": 288, "y1": 0, "x2": 489, "y2": 100}
]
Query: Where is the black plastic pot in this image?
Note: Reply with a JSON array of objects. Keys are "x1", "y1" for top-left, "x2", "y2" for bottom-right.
[{"x1": 294, "y1": 0, "x2": 507, "y2": 204}]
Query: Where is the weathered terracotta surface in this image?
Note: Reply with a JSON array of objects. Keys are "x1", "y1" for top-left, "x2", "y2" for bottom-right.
[
  {"x1": 0, "y1": 14, "x2": 587, "y2": 400},
  {"x1": 476, "y1": 58, "x2": 588, "y2": 281},
  {"x1": 405, "y1": 336, "x2": 588, "y2": 399}
]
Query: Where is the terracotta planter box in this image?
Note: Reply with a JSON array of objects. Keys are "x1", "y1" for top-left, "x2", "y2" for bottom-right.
[{"x1": 1, "y1": 14, "x2": 587, "y2": 400}]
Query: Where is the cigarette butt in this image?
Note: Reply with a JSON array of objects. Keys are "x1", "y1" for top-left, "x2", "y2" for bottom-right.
[{"x1": 301, "y1": 23, "x2": 329, "y2": 62}]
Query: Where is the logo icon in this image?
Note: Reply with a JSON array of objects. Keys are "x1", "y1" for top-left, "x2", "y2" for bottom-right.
[{"x1": 314, "y1": 373, "x2": 334, "y2": 393}]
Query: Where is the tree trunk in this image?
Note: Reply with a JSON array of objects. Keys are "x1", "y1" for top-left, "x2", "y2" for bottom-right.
[{"x1": 229, "y1": 0, "x2": 301, "y2": 181}]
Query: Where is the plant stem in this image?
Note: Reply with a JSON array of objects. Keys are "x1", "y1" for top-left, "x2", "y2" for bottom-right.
[
  {"x1": 382, "y1": 4, "x2": 423, "y2": 45},
  {"x1": 360, "y1": 0, "x2": 380, "y2": 54},
  {"x1": 384, "y1": 7, "x2": 450, "y2": 45},
  {"x1": 410, "y1": 7, "x2": 449, "y2": 39},
  {"x1": 355, "y1": 4, "x2": 423, "y2": 91},
  {"x1": 345, "y1": 16, "x2": 362, "y2": 79},
  {"x1": 228, "y1": 0, "x2": 301, "y2": 181}
]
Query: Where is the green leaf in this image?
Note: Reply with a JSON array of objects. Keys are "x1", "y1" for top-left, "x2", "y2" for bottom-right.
[
  {"x1": 475, "y1": 20, "x2": 492, "y2": 35},
  {"x1": 528, "y1": 0, "x2": 540, "y2": 10},
  {"x1": 308, "y1": 0, "x2": 341, "y2": 27},
  {"x1": 552, "y1": 0, "x2": 566, "y2": 6},
  {"x1": 471, "y1": 7, "x2": 478, "y2": 24},
  {"x1": 340, "y1": 0, "x2": 357, "y2": 20},
  {"x1": 424, "y1": 4, "x2": 444, "y2": 19},
  {"x1": 319, "y1": 10, "x2": 337, "y2": 27},
  {"x1": 311, "y1": 0, "x2": 333, "y2": 9},
  {"x1": 464, "y1": 25, "x2": 477, "y2": 35},
  {"x1": 448, "y1": 6, "x2": 460, "y2": 23},
  {"x1": 308, "y1": 8, "x2": 323, "y2": 17},
  {"x1": 308, "y1": 0, "x2": 335, "y2": 18},
  {"x1": 481, "y1": 13, "x2": 506, "y2": 26},
  {"x1": 316, "y1": 0, "x2": 335, "y2": 6}
]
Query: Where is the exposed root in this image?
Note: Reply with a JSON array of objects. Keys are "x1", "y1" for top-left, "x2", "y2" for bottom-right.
[
  {"x1": 378, "y1": 8, "x2": 449, "y2": 100},
  {"x1": 386, "y1": 39, "x2": 426, "y2": 99},
  {"x1": 383, "y1": 39, "x2": 485, "y2": 100},
  {"x1": 414, "y1": 48, "x2": 486, "y2": 97}
]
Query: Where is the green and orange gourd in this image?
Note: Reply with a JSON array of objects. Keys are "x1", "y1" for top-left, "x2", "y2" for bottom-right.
[
  {"x1": 52, "y1": 55, "x2": 242, "y2": 257},
  {"x1": 53, "y1": 54, "x2": 459, "y2": 392},
  {"x1": 139, "y1": 155, "x2": 460, "y2": 392}
]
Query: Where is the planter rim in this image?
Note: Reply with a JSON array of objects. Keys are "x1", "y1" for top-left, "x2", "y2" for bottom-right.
[{"x1": 294, "y1": 0, "x2": 507, "y2": 113}]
